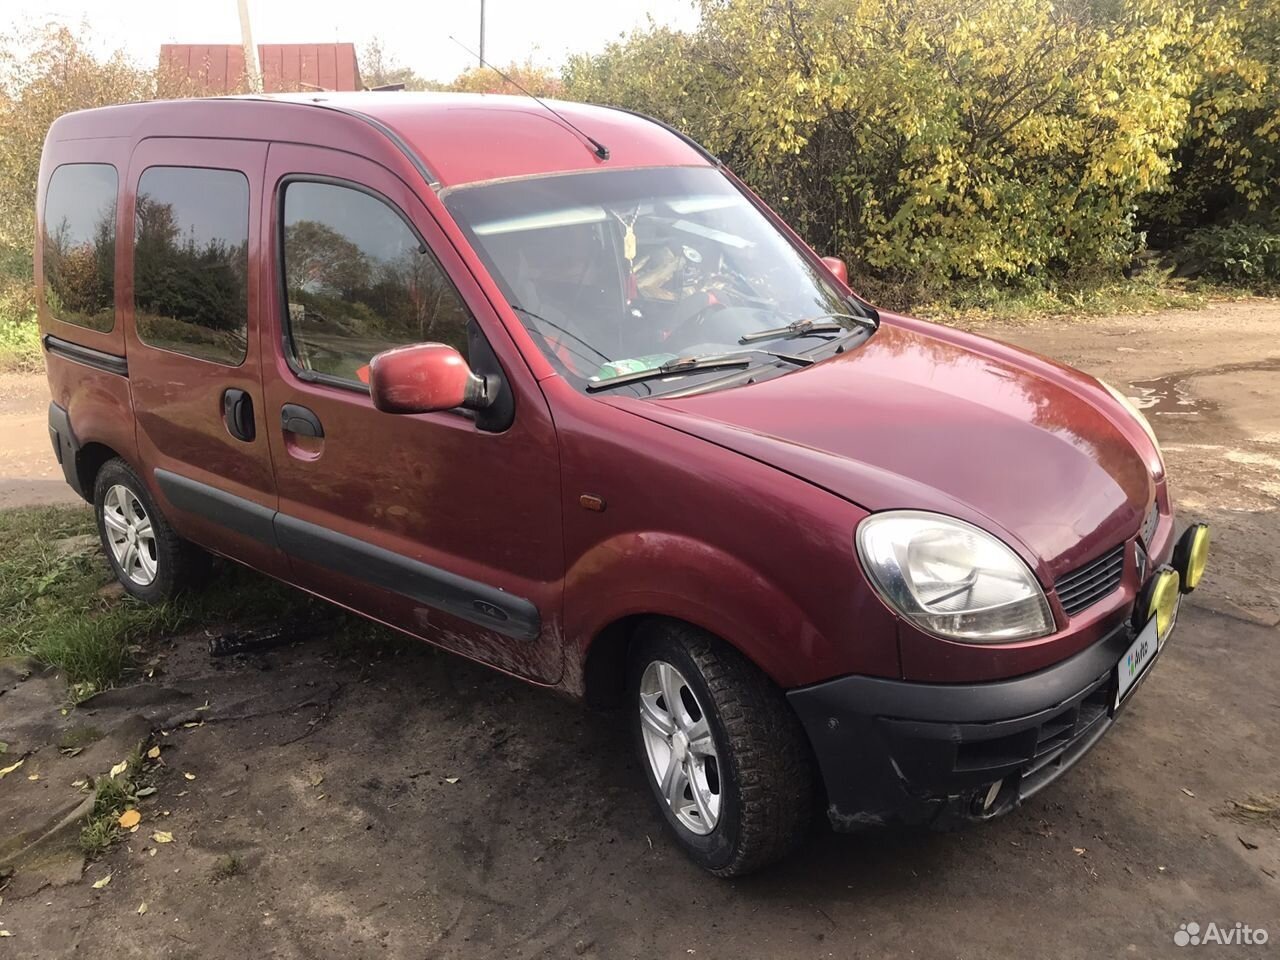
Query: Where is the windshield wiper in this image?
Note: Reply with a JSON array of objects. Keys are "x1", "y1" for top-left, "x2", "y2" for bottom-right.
[
  {"x1": 738, "y1": 313, "x2": 875, "y2": 344},
  {"x1": 585, "y1": 349, "x2": 813, "y2": 393},
  {"x1": 586, "y1": 354, "x2": 752, "y2": 392}
]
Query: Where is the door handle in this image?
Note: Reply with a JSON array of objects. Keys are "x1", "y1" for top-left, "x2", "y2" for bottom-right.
[
  {"x1": 281, "y1": 403, "x2": 324, "y2": 438},
  {"x1": 222, "y1": 388, "x2": 255, "y2": 442}
]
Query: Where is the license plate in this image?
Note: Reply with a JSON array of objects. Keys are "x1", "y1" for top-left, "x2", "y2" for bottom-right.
[{"x1": 1116, "y1": 615, "x2": 1160, "y2": 707}]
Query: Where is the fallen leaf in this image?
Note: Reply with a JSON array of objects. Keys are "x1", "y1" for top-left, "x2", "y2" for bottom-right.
[
  {"x1": 309, "y1": 773, "x2": 324, "y2": 788},
  {"x1": 195, "y1": 701, "x2": 210, "y2": 711},
  {"x1": 1181, "y1": 787, "x2": 1196, "y2": 798},
  {"x1": 71, "y1": 779, "x2": 88, "y2": 789},
  {"x1": 60, "y1": 746, "x2": 83, "y2": 758},
  {"x1": 27, "y1": 773, "x2": 39, "y2": 781},
  {"x1": 152, "y1": 831, "x2": 174, "y2": 844},
  {"x1": 137, "y1": 902, "x2": 148, "y2": 915},
  {"x1": 183, "y1": 772, "x2": 196, "y2": 781},
  {"x1": 0, "y1": 741, "x2": 7, "y2": 753},
  {"x1": 1073, "y1": 847, "x2": 1086, "y2": 856},
  {"x1": 118, "y1": 809, "x2": 141, "y2": 829},
  {"x1": 92, "y1": 873, "x2": 112, "y2": 889},
  {"x1": 444, "y1": 776, "x2": 460, "y2": 784},
  {"x1": 136, "y1": 786, "x2": 157, "y2": 797},
  {"x1": 0, "y1": 930, "x2": 11, "y2": 937},
  {"x1": 109, "y1": 760, "x2": 128, "y2": 778},
  {"x1": 146, "y1": 746, "x2": 161, "y2": 760},
  {"x1": 182, "y1": 721, "x2": 203, "y2": 729},
  {"x1": 0, "y1": 760, "x2": 24, "y2": 779}
]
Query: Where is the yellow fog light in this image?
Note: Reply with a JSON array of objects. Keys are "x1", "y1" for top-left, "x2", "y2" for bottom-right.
[
  {"x1": 1174, "y1": 523, "x2": 1210, "y2": 593},
  {"x1": 1147, "y1": 568, "x2": 1181, "y2": 641}
]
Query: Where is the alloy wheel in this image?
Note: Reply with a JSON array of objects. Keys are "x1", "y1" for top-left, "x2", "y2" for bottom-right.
[
  {"x1": 102, "y1": 483, "x2": 158, "y2": 586},
  {"x1": 638, "y1": 659, "x2": 722, "y2": 835}
]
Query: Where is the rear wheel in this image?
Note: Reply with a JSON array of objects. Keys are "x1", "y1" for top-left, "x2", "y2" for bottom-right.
[
  {"x1": 93, "y1": 458, "x2": 201, "y2": 602},
  {"x1": 628, "y1": 621, "x2": 815, "y2": 877}
]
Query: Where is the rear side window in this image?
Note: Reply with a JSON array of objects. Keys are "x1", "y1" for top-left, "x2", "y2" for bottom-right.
[
  {"x1": 281, "y1": 180, "x2": 470, "y2": 385},
  {"x1": 43, "y1": 163, "x2": 118, "y2": 332},
  {"x1": 134, "y1": 167, "x2": 250, "y2": 365}
]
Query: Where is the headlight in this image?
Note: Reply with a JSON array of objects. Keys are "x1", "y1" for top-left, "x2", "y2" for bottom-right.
[
  {"x1": 856, "y1": 511, "x2": 1054, "y2": 643},
  {"x1": 1099, "y1": 380, "x2": 1164, "y2": 474}
]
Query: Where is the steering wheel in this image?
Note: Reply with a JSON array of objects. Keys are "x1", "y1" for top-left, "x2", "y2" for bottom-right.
[{"x1": 665, "y1": 292, "x2": 729, "y2": 350}]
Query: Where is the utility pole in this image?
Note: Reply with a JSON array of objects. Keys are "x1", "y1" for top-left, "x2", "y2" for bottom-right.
[
  {"x1": 479, "y1": 0, "x2": 486, "y2": 66},
  {"x1": 237, "y1": 0, "x2": 263, "y2": 93}
]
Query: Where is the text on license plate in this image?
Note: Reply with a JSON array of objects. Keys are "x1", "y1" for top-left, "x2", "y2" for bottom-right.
[{"x1": 1116, "y1": 615, "x2": 1160, "y2": 706}]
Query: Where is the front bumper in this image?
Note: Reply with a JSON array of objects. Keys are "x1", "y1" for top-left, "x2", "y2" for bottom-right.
[
  {"x1": 789, "y1": 521, "x2": 1209, "y2": 831},
  {"x1": 788, "y1": 617, "x2": 1153, "y2": 830}
]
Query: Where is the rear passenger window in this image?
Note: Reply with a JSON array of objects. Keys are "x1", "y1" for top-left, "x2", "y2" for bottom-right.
[
  {"x1": 43, "y1": 163, "x2": 118, "y2": 332},
  {"x1": 281, "y1": 181, "x2": 470, "y2": 385},
  {"x1": 134, "y1": 167, "x2": 250, "y2": 365}
]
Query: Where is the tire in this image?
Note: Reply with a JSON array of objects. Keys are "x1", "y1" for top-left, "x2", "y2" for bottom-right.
[
  {"x1": 628, "y1": 620, "x2": 815, "y2": 877},
  {"x1": 93, "y1": 458, "x2": 202, "y2": 603}
]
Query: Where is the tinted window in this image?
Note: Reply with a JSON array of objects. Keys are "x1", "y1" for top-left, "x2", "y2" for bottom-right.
[
  {"x1": 43, "y1": 163, "x2": 118, "y2": 332},
  {"x1": 134, "y1": 167, "x2": 250, "y2": 365},
  {"x1": 281, "y1": 181, "x2": 470, "y2": 384}
]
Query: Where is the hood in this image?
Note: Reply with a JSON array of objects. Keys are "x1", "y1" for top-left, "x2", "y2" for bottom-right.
[{"x1": 610, "y1": 319, "x2": 1153, "y2": 580}]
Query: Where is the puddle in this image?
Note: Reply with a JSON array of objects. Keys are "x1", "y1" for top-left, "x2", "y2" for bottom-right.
[
  {"x1": 1127, "y1": 356, "x2": 1280, "y2": 417},
  {"x1": 1127, "y1": 375, "x2": 1217, "y2": 416}
]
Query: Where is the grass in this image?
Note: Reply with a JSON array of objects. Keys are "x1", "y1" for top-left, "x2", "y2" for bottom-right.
[
  {"x1": 0, "y1": 503, "x2": 398, "y2": 696},
  {"x1": 0, "y1": 308, "x2": 40, "y2": 373},
  {"x1": 911, "y1": 268, "x2": 1213, "y2": 324},
  {"x1": 0, "y1": 504, "x2": 372, "y2": 698},
  {"x1": 79, "y1": 745, "x2": 143, "y2": 859}
]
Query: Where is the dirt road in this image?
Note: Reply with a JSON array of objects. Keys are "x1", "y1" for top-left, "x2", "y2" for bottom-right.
[
  {"x1": 0, "y1": 372, "x2": 81, "y2": 509},
  {"x1": 2, "y1": 300, "x2": 1278, "y2": 959}
]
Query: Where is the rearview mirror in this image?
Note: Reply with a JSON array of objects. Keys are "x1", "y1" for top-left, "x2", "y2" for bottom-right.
[
  {"x1": 820, "y1": 256, "x2": 849, "y2": 287},
  {"x1": 368, "y1": 343, "x2": 491, "y2": 415}
]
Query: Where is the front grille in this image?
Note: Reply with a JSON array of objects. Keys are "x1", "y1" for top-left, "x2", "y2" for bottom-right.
[
  {"x1": 1140, "y1": 501, "x2": 1159, "y2": 547},
  {"x1": 952, "y1": 676, "x2": 1112, "y2": 781},
  {"x1": 1055, "y1": 544, "x2": 1125, "y2": 617}
]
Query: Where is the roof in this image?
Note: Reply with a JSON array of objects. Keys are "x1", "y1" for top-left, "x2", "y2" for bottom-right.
[
  {"x1": 158, "y1": 43, "x2": 361, "y2": 94},
  {"x1": 268, "y1": 92, "x2": 713, "y2": 187},
  {"x1": 45, "y1": 92, "x2": 712, "y2": 189}
]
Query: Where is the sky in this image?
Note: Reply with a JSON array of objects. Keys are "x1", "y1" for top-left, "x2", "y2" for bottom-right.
[{"x1": 6, "y1": 0, "x2": 702, "y2": 82}]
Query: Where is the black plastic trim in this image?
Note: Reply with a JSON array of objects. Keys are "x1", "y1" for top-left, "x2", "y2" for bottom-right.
[
  {"x1": 153, "y1": 469, "x2": 539, "y2": 641},
  {"x1": 154, "y1": 468, "x2": 278, "y2": 547},
  {"x1": 274, "y1": 513, "x2": 539, "y2": 641},
  {"x1": 47, "y1": 401, "x2": 87, "y2": 499},
  {"x1": 42, "y1": 334, "x2": 128, "y2": 377},
  {"x1": 787, "y1": 618, "x2": 1143, "y2": 830},
  {"x1": 791, "y1": 619, "x2": 1132, "y2": 726}
]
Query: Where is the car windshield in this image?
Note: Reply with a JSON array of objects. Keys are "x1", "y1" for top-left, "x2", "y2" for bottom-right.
[{"x1": 444, "y1": 166, "x2": 872, "y2": 396}]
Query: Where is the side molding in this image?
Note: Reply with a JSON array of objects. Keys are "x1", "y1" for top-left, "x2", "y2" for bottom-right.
[
  {"x1": 43, "y1": 334, "x2": 128, "y2": 377},
  {"x1": 154, "y1": 469, "x2": 540, "y2": 641}
]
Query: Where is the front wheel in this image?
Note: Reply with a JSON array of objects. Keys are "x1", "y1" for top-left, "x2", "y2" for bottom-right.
[{"x1": 628, "y1": 621, "x2": 815, "y2": 877}]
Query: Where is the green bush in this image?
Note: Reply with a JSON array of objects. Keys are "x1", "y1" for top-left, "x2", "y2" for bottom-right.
[{"x1": 1179, "y1": 223, "x2": 1280, "y2": 286}]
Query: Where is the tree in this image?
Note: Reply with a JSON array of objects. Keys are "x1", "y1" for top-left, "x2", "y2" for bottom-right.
[
  {"x1": 0, "y1": 24, "x2": 153, "y2": 288},
  {"x1": 358, "y1": 39, "x2": 441, "y2": 91}
]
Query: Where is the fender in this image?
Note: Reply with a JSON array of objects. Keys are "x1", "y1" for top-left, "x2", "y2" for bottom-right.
[{"x1": 566, "y1": 530, "x2": 843, "y2": 692}]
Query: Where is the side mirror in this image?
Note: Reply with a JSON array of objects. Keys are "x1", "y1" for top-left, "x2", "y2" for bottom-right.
[
  {"x1": 368, "y1": 343, "x2": 491, "y2": 415},
  {"x1": 820, "y1": 256, "x2": 849, "y2": 287}
]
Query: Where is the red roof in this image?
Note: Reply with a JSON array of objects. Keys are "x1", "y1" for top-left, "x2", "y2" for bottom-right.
[{"x1": 159, "y1": 43, "x2": 362, "y2": 94}]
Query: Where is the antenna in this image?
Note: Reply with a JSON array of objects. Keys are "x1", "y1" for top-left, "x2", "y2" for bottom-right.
[{"x1": 446, "y1": 35, "x2": 610, "y2": 160}]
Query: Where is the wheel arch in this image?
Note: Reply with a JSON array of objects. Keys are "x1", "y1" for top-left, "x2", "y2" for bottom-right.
[{"x1": 77, "y1": 441, "x2": 123, "y2": 501}]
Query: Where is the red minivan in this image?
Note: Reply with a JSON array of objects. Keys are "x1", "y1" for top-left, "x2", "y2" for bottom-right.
[{"x1": 38, "y1": 93, "x2": 1209, "y2": 876}]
